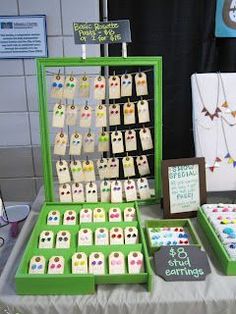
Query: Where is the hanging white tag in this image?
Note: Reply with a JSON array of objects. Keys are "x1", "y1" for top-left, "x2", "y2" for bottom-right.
[
  {"x1": 124, "y1": 101, "x2": 135, "y2": 125},
  {"x1": 82, "y1": 160, "x2": 95, "y2": 182},
  {"x1": 109, "y1": 103, "x2": 121, "y2": 126},
  {"x1": 136, "y1": 155, "x2": 150, "y2": 176},
  {"x1": 111, "y1": 131, "x2": 124, "y2": 154},
  {"x1": 50, "y1": 74, "x2": 64, "y2": 99},
  {"x1": 83, "y1": 131, "x2": 95, "y2": 153},
  {"x1": 135, "y1": 72, "x2": 148, "y2": 96},
  {"x1": 29, "y1": 256, "x2": 46, "y2": 274},
  {"x1": 98, "y1": 131, "x2": 109, "y2": 152},
  {"x1": 125, "y1": 130, "x2": 137, "y2": 152},
  {"x1": 79, "y1": 104, "x2": 92, "y2": 128},
  {"x1": 109, "y1": 252, "x2": 125, "y2": 274},
  {"x1": 63, "y1": 75, "x2": 77, "y2": 99},
  {"x1": 69, "y1": 132, "x2": 82, "y2": 155},
  {"x1": 54, "y1": 132, "x2": 67, "y2": 155},
  {"x1": 124, "y1": 179, "x2": 137, "y2": 202},
  {"x1": 109, "y1": 207, "x2": 122, "y2": 222},
  {"x1": 95, "y1": 228, "x2": 109, "y2": 245},
  {"x1": 100, "y1": 180, "x2": 111, "y2": 202},
  {"x1": 122, "y1": 156, "x2": 135, "y2": 177},
  {"x1": 93, "y1": 207, "x2": 106, "y2": 222},
  {"x1": 94, "y1": 76, "x2": 106, "y2": 100},
  {"x1": 137, "y1": 99, "x2": 150, "y2": 123},
  {"x1": 85, "y1": 182, "x2": 98, "y2": 202},
  {"x1": 109, "y1": 227, "x2": 124, "y2": 245},
  {"x1": 63, "y1": 209, "x2": 76, "y2": 225},
  {"x1": 111, "y1": 180, "x2": 123, "y2": 203},
  {"x1": 137, "y1": 177, "x2": 151, "y2": 200},
  {"x1": 89, "y1": 252, "x2": 105, "y2": 275},
  {"x1": 97, "y1": 158, "x2": 109, "y2": 180},
  {"x1": 72, "y1": 252, "x2": 88, "y2": 274},
  {"x1": 39, "y1": 231, "x2": 54, "y2": 249},
  {"x1": 124, "y1": 227, "x2": 139, "y2": 244},
  {"x1": 72, "y1": 182, "x2": 85, "y2": 202},
  {"x1": 109, "y1": 75, "x2": 120, "y2": 99},
  {"x1": 139, "y1": 128, "x2": 153, "y2": 150},
  {"x1": 78, "y1": 75, "x2": 90, "y2": 98},
  {"x1": 47, "y1": 210, "x2": 60, "y2": 225},
  {"x1": 124, "y1": 207, "x2": 136, "y2": 222},
  {"x1": 70, "y1": 160, "x2": 84, "y2": 182},
  {"x1": 121, "y1": 73, "x2": 132, "y2": 97},
  {"x1": 66, "y1": 104, "x2": 78, "y2": 126},
  {"x1": 80, "y1": 208, "x2": 92, "y2": 223},
  {"x1": 128, "y1": 251, "x2": 144, "y2": 274},
  {"x1": 78, "y1": 228, "x2": 93, "y2": 246},
  {"x1": 56, "y1": 230, "x2": 71, "y2": 249},
  {"x1": 48, "y1": 256, "x2": 64, "y2": 274},
  {"x1": 56, "y1": 160, "x2": 71, "y2": 184},
  {"x1": 95, "y1": 104, "x2": 107, "y2": 127},
  {"x1": 107, "y1": 158, "x2": 119, "y2": 179},
  {"x1": 52, "y1": 103, "x2": 65, "y2": 128},
  {"x1": 59, "y1": 183, "x2": 72, "y2": 202}
]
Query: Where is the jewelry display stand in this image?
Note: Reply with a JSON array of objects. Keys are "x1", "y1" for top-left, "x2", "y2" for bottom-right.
[{"x1": 191, "y1": 73, "x2": 236, "y2": 191}]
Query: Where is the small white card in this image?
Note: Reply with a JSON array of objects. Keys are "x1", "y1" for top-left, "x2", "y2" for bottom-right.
[
  {"x1": 137, "y1": 178, "x2": 151, "y2": 200},
  {"x1": 94, "y1": 76, "x2": 105, "y2": 100},
  {"x1": 72, "y1": 183, "x2": 85, "y2": 202},
  {"x1": 72, "y1": 252, "x2": 88, "y2": 274},
  {"x1": 82, "y1": 160, "x2": 95, "y2": 182},
  {"x1": 56, "y1": 230, "x2": 71, "y2": 249},
  {"x1": 95, "y1": 228, "x2": 109, "y2": 245},
  {"x1": 63, "y1": 209, "x2": 77, "y2": 225},
  {"x1": 29, "y1": 256, "x2": 45, "y2": 274},
  {"x1": 128, "y1": 251, "x2": 144, "y2": 274},
  {"x1": 83, "y1": 132, "x2": 95, "y2": 153},
  {"x1": 109, "y1": 252, "x2": 125, "y2": 274},
  {"x1": 122, "y1": 156, "x2": 135, "y2": 178},
  {"x1": 69, "y1": 132, "x2": 82, "y2": 155},
  {"x1": 100, "y1": 180, "x2": 111, "y2": 202},
  {"x1": 93, "y1": 207, "x2": 106, "y2": 222},
  {"x1": 121, "y1": 73, "x2": 132, "y2": 97},
  {"x1": 78, "y1": 228, "x2": 93, "y2": 246},
  {"x1": 52, "y1": 103, "x2": 65, "y2": 128},
  {"x1": 109, "y1": 207, "x2": 122, "y2": 222},
  {"x1": 89, "y1": 252, "x2": 105, "y2": 275},
  {"x1": 124, "y1": 179, "x2": 137, "y2": 202},
  {"x1": 63, "y1": 75, "x2": 77, "y2": 99},
  {"x1": 107, "y1": 158, "x2": 119, "y2": 179},
  {"x1": 137, "y1": 100, "x2": 150, "y2": 123},
  {"x1": 48, "y1": 256, "x2": 64, "y2": 274},
  {"x1": 109, "y1": 104, "x2": 121, "y2": 126},
  {"x1": 79, "y1": 105, "x2": 92, "y2": 128},
  {"x1": 124, "y1": 227, "x2": 139, "y2": 244},
  {"x1": 56, "y1": 160, "x2": 71, "y2": 184},
  {"x1": 47, "y1": 210, "x2": 60, "y2": 225},
  {"x1": 97, "y1": 158, "x2": 109, "y2": 180},
  {"x1": 66, "y1": 104, "x2": 78, "y2": 126},
  {"x1": 124, "y1": 207, "x2": 136, "y2": 222},
  {"x1": 70, "y1": 160, "x2": 84, "y2": 182},
  {"x1": 50, "y1": 75, "x2": 64, "y2": 99},
  {"x1": 98, "y1": 131, "x2": 109, "y2": 152},
  {"x1": 95, "y1": 104, "x2": 107, "y2": 127},
  {"x1": 136, "y1": 155, "x2": 150, "y2": 176},
  {"x1": 80, "y1": 208, "x2": 92, "y2": 223},
  {"x1": 59, "y1": 183, "x2": 72, "y2": 202},
  {"x1": 111, "y1": 131, "x2": 124, "y2": 154},
  {"x1": 124, "y1": 101, "x2": 135, "y2": 125},
  {"x1": 110, "y1": 227, "x2": 124, "y2": 245},
  {"x1": 111, "y1": 180, "x2": 123, "y2": 203},
  {"x1": 79, "y1": 75, "x2": 90, "y2": 98},
  {"x1": 139, "y1": 128, "x2": 153, "y2": 151},
  {"x1": 54, "y1": 132, "x2": 67, "y2": 155},
  {"x1": 135, "y1": 72, "x2": 148, "y2": 96},
  {"x1": 109, "y1": 75, "x2": 120, "y2": 99},
  {"x1": 39, "y1": 231, "x2": 54, "y2": 249},
  {"x1": 85, "y1": 182, "x2": 98, "y2": 202},
  {"x1": 125, "y1": 130, "x2": 137, "y2": 152}
]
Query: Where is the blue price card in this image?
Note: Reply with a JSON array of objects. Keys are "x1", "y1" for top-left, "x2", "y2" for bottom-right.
[{"x1": 215, "y1": 0, "x2": 236, "y2": 37}]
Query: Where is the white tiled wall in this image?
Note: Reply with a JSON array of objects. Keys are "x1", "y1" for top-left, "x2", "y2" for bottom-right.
[{"x1": 0, "y1": 0, "x2": 100, "y2": 201}]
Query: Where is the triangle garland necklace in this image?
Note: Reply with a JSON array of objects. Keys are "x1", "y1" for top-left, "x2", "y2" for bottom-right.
[
  {"x1": 219, "y1": 72, "x2": 236, "y2": 118},
  {"x1": 221, "y1": 116, "x2": 236, "y2": 168}
]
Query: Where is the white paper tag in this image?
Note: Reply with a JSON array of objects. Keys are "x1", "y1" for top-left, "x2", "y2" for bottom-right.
[
  {"x1": 124, "y1": 179, "x2": 137, "y2": 202},
  {"x1": 109, "y1": 75, "x2": 120, "y2": 99},
  {"x1": 48, "y1": 256, "x2": 64, "y2": 274},
  {"x1": 29, "y1": 256, "x2": 46, "y2": 274},
  {"x1": 124, "y1": 207, "x2": 136, "y2": 222},
  {"x1": 139, "y1": 128, "x2": 153, "y2": 151},
  {"x1": 66, "y1": 104, "x2": 78, "y2": 126},
  {"x1": 124, "y1": 130, "x2": 137, "y2": 152},
  {"x1": 124, "y1": 227, "x2": 139, "y2": 244},
  {"x1": 121, "y1": 73, "x2": 132, "y2": 97},
  {"x1": 56, "y1": 230, "x2": 71, "y2": 249},
  {"x1": 54, "y1": 132, "x2": 67, "y2": 155},
  {"x1": 111, "y1": 180, "x2": 123, "y2": 203},
  {"x1": 93, "y1": 207, "x2": 106, "y2": 222},
  {"x1": 122, "y1": 156, "x2": 135, "y2": 177},
  {"x1": 83, "y1": 132, "x2": 95, "y2": 153},
  {"x1": 78, "y1": 228, "x2": 93, "y2": 246},
  {"x1": 136, "y1": 155, "x2": 150, "y2": 176},
  {"x1": 98, "y1": 131, "x2": 109, "y2": 152},
  {"x1": 59, "y1": 183, "x2": 72, "y2": 202},
  {"x1": 94, "y1": 76, "x2": 105, "y2": 100},
  {"x1": 95, "y1": 228, "x2": 109, "y2": 245},
  {"x1": 72, "y1": 182, "x2": 85, "y2": 202},
  {"x1": 63, "y1": 75, "x2": 77, "y2": 99},
  {"x1": 72, "y1": 252, "x2": 88, "y2": 274},
  {"x1": 70, "y1": 160, "x2": 84, "y2": 182},
  {"x1": 109, "y1": 104, "x2": 121, "y2": 126},
  {"x1": 52, "y1": 103, "x2": 65, "y2": 128},
  {"x1": 124, "y1": 101, "x2": 135, "y2": 125},
  {"x1": 100, "y1": 180, "x2": 111, "y2": 202},
  {"x1": 109, "y1": 252, "x2": 125, "y2": 274},
  {"x1": 79, "y1": 105, "x2": 92, "y2": 128},
  {"x1": 56, "y1": 160, "x2": 71, "y2": 184},
  {"x1": 110, "y1": 227, "x2": 124, "y2": 245},
  {"x1": 97, "y1": 158, "x2": 109, "y2": 180},
  {"x1": 95, "y1": 104, "x2": 107, "y2": 127},
  {"x1": 82, "y1": 160, "x2": 95, "y2": 182},
  {"x1": 111, "y1": 131, "x2": 124, "y2": 154},
  {"x1": 89, "y1": 252, "x2": 105, "y2": 275},
  {"x1": 79, "y1": 75, "x2": 90, "y2": 98},
  {"x1": 80, "y1": 208, "x2": 92, "y2": 223},
  {"x1": 39, "y1": 231, "x2": 54, "y2": 249},
  {"x1": 69, "y1": 132, "x2": 82, "y2": 155},
  {"x1": 108, "y1": 158, "x2": 119, "y2": 179},
  {"x1": 50, "y1": 75, "x2": 64, "y2": 99},
  {"x1": 63, "y1": 209, "x2": 77, "y2": 225},
  {"x1": 128, "y1": 251, "x2": 144, "y2": 274},
  {"x1": 47, "y1": 210, "x2": 60, "y2": 225},
  {"x1": 137, "y1": 100, "x2": 150, "y2": 123},
  {"x1": 109, "y1": 207, "x2": 122, "y2": 222},
  {"x1": 137, "y1": 178, "x2": 151, "y2": 200},
  {"x1": 85, "y1": 182, "x2": 98, "y2": 202},
  {"x1": 135, "y1": 72, "x2": 148, "y2": 96}
]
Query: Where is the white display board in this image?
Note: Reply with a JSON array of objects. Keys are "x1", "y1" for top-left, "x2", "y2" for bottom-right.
[{"x1": 191, "y1": 73, "x2": 236, "y2": 191}]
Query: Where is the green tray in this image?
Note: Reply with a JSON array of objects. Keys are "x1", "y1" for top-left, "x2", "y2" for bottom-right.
[
  {"x1": 198, "y1": 207, "x2": 236, "y2": 275},
  {"x1": 15, "y1": 202, "x2": 153, "y2": 295},
  {"x1": 145, "y1": 219, "x2": 201, "y2": 255}
]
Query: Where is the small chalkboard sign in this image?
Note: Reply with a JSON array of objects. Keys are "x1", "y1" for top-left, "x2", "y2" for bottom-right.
[
  {"x1": 162, "y1": 157, "x2": 207, "y2": 219},
  {"x1": 154, "y1": 246, "x2": 211, "y2": 281},
  {"x1": 73, "y1": 20, "x2": 131, "y2": 45}
]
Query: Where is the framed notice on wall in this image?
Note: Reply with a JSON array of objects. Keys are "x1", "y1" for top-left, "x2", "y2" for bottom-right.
[
  {"x1": 0, "y1": 15, "x2": 47, "y2": 59},
  {"x1": 162, "y1": 157, "x2": 207, "y2": 218}
]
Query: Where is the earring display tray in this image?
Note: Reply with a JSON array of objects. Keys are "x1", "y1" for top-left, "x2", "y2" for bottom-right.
[
  {"x1": 15, "y1": 202, "x2": 153, "y2": 295},
  {"x1": 145, "y1": 219, "x2": 201, "y2": 255}
]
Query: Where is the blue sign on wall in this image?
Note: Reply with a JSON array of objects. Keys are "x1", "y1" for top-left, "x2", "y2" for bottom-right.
[{"x1": 216, "y1": 0, "x2": 236, "y2": 37}]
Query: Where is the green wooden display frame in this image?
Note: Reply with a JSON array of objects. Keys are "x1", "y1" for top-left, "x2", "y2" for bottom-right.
[
  {"x1": 198, "y1": 207, "x2": 236, "y2": 275},
  {"x1": 36, "y1": 56, "x2": 162, "y2": 204},
  {"x1": 15, "y1": 202, "x2": 153, "y2": 295}
]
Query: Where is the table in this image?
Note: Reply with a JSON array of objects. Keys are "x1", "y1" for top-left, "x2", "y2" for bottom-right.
[{"x1": 1, "y1": 189, "x2": 236, "y2": 314}]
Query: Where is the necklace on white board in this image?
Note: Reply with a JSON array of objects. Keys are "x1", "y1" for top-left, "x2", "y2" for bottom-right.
[
  {"x1": 219, "y1": 72, "x2": 236, "y2": 118},
  {"x1": 221, "y1": 116, "x2": 236, "y2": 168}
]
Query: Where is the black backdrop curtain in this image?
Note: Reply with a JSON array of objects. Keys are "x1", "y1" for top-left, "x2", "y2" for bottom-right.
[{"x1": 102, "y1": 0, "x2": 236, "y2": 159}]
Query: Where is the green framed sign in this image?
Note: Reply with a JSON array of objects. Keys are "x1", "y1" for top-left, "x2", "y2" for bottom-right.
[{"x1": 36, "y1": 56, "x2": 162, "y2": 204}]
